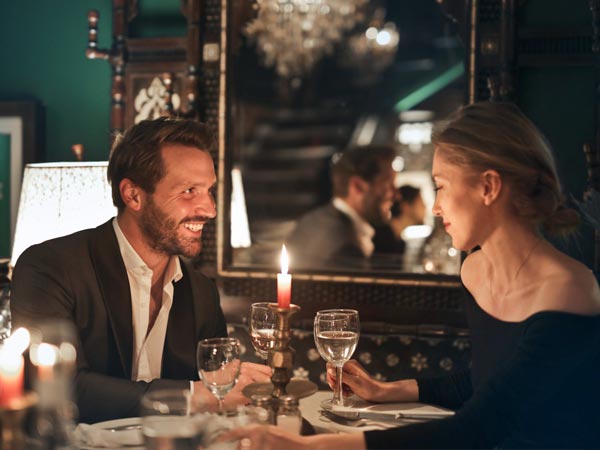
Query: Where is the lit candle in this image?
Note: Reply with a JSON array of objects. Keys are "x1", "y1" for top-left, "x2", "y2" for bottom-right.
[
  {"x1": 0, "y1": 328, "x2": 30, "y2": 407},
  {"x1": 277, "y1": 245, "x2": 292, "y2": 308}
]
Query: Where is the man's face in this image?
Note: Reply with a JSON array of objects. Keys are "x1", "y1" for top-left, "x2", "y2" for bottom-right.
[
  {"x1": 362, "y1": 164, "x2": 396, "y2": 227},
  {"x1": 139, "y1": 145, "x2": 217, "y2": 258}
]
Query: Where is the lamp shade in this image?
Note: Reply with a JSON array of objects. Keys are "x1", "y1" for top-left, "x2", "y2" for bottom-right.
[{"x1": 10, "y1": 162, "x2": 117, "y2": 267}]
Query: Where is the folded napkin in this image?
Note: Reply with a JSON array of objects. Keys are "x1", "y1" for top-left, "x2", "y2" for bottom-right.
[{"x1": 73, "y1": 423, "x2": 143, "y2": 448}]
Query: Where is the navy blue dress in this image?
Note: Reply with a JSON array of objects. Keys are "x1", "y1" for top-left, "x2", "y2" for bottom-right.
[{"x1": 364, "y1": 288, "x2": 600, "y2": 449}]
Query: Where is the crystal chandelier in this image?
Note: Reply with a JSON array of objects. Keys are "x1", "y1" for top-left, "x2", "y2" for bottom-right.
[
  {"x1": 245, "y1": 0, "x2": 367, "y2": 79},
  {"x1": 338, "y1": 8, "x2": 400, "y2": 84}
]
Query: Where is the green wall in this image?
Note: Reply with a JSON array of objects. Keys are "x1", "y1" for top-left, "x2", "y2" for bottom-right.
[
  {"x1": 0, "y1": 1, "x2": 113, "y2": 161},
  {"x1": 517, "y1": 0, "x2": 596, "y2": 267}
]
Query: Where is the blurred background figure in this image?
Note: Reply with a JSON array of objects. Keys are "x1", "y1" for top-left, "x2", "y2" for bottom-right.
[
  {"x1": 287, "y1": 145, "x2": 396, "y2": 269},
  {"x1": 373, "y1": 185, "x2": 426, "y2": 255}
]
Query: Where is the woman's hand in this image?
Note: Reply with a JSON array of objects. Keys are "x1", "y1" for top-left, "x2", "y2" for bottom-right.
[
  {"x1": 326, "y1": 359, "x2": 383, "y2": 402},
  {"x1": 220, "y1": 425, "x2": 366, "y2": 450},
  {"x1": 219, "y1": 424, "x2": 307, "y2": 450},
  {"x1": 327, "y1": 360, "x2": 419, "y2": 403}
]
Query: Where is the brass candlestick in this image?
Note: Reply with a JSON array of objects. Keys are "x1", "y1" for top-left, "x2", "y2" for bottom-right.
[
  {"x1": 267, "y1": 303, "x2": 300, "y2": 398},
  {"x1": 242, "y1": 303, "x2": 318, "y2": 413}
]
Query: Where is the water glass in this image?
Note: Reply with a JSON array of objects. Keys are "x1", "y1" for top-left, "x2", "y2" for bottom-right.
[
  {"x1": 314, "y1": 309, "x2": 360, "y2": 406},
  {"x1": 197, "y1": 337, "x2": 241, "y2": 414},
  {"x1": 141, "y1": 389, "x2": 203, "y2": 450},
  {"x1": 249, "y1": 302, "x2": 277, "y2": 361}
]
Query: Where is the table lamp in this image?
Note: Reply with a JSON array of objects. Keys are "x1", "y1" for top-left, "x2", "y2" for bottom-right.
[{"x1": 9, "y1": 162, "x2": 117, "y2": 268}]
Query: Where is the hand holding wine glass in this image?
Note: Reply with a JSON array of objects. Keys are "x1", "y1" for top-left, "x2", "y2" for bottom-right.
[
  {"x1": 196, "y1": 337, "x2": 241, "y2": 414},
  {"x1": 314, "y1": 309, "x2": 359, "y2": 406},
  {"x1": 249, "y1": 302, "x2": 277, "y2": 362}
]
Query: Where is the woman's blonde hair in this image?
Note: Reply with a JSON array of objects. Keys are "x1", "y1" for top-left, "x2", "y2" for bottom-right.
[{"x1": 432, "y1": 101, "x2": 579, "y2": 235}]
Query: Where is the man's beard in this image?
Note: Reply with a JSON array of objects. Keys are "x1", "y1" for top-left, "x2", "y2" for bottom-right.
[
  {"x1": 140, "y1": 196, "x2": 203, "y2": 258},
  {"x1": 363, "y1": 196, "x2": 390, "y2": 227}
]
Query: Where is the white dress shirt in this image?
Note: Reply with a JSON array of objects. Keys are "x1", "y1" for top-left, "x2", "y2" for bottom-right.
[
  {"x1": 332, "y1": 198, "x2": 375, "y2": 257},
  {"x1": 112, "y1": 218, "x2": 183, "y2": 382}
]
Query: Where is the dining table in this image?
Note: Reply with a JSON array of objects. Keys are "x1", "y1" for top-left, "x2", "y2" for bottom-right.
[{"x1": 68, "y1": 389, "x2": 452, "y2": 449}]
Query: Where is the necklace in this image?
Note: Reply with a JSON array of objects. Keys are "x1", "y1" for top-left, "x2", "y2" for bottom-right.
[{"x1": 489, "y1": 237, "x2": 541, "y2": 302}]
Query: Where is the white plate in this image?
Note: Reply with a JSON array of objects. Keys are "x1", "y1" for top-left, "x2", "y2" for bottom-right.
[
  {"x1": 323, "y1": 398, "x2": 454, "y2": 420},
  {"x1": 91, "y1": 417, "x2": 142, "y2": 431},
  {"x1": 75, "y1": 417, "x2": 144, "y2": 450}
]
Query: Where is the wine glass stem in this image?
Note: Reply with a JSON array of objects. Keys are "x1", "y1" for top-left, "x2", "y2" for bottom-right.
[
  {"x1": 334, "y1": 365, "x2": 344, "y2": 405},
  {"x1": 217, "y1": 397, "x2": 224, "y2": 415}
]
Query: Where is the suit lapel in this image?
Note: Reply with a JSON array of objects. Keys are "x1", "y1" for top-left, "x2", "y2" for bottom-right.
[
  {"x1": 89, "y1": 219, "x2": 134, "y2": 378},
  {"x1": 162, "y1": 263, "x2": 198, "y2": 380}
]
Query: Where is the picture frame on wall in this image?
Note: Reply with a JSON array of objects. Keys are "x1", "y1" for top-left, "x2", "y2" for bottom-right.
[{"x1": 0, "y1": 101, "x2": 44, "y2": 258}]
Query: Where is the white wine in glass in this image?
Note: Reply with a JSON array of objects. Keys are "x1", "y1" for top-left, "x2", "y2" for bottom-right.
[
  {"x1": 196, "y1": 337, "x2": 241, "y2": 414},
  {"x1": 249, "y1": 302, "x2": 277, "y2": 361},
  {"x1": 314, "y1": 309, "x2": 359, "y2": 407}
]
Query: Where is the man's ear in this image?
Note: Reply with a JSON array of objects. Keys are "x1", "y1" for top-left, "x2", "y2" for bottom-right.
[
  {"x1": 481, "y1": 170, "x2": 502, "y2": 206},
  {"x1": 348, "y1": 175, "x2": 369, "y2": 196},
  {"x1": 119, "y1": 178, "x2": 143, "y2": 211}
]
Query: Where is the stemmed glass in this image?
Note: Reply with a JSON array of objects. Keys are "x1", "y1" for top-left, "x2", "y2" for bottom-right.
[
  {"x1": 249, "y1": 302, "x2": 277, "y2": 362},
  {"x1": 314, "y1": 309, "x2": 360, "y2": 407},
  {"x1": 196, "y1": 337, "x2": 241, "y2": 414}
]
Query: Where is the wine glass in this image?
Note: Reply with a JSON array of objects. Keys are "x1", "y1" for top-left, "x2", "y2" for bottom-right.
[
  {"x1": 141, "y1": 389, "x2": 204, "y2": 449},
  {"x1": 196, "y1": 337, "x2": 241, "y2": 414},
  {"x1": 249, "y1": 302, "x2": 277, "y2": 362},
  {"x1": 314, "y1": 309, "x2": 360, "y2": 407}
]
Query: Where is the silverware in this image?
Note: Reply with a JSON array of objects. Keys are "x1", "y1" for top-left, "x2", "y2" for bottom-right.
[
  {"x1": 106, "y1": 424, "x2": 142, "y2": 432},
  {"x1": 323, "y1": 408, "x2": 452, "y2": 422}
]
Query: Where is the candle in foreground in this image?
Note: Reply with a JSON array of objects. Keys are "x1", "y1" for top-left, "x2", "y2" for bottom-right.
[
  {"x1": 0, "y1": 327, "x2": 30, "y2": 407},
  {"x1": 277, "y1": 245, "x2": 292, "y2": 308}
]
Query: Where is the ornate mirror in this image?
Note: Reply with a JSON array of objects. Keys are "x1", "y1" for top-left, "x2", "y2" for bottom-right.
[{"x1": 217, "y1": 0, "x2": 480, "y2": 287}]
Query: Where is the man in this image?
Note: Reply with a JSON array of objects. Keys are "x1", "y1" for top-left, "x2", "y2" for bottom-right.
[
  {"x1": 11, "y1": 118, "x2": 270, "y2": 423},
  {"x1": 286, "y1": 145, "x2": 396, "y2": 269}
]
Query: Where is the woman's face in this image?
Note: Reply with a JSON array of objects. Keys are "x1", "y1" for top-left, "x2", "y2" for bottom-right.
[{"x1": 431, "y1": 148, "x2": 487, "y2": 251}]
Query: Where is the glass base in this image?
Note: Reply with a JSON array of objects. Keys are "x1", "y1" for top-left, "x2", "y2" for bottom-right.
[{"x1": 320, "y1": 395, "x2": 355, "y2": 410}]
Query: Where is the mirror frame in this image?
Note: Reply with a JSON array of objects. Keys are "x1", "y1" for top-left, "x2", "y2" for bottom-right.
[{"x1": 214, "y1": 0, "x2": 516, "y2": 291}]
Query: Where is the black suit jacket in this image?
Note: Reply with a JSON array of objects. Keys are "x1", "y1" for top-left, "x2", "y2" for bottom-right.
[
  {"x1": 11, "y1": 219, "x2": 227, "y2": 423},
  {"x1": 286, "y1": 203, "x2": 368, "y2": 269}
]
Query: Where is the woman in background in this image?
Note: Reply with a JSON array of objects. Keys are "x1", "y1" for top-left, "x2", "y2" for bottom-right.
[{"x1": 223, "y1": 102, "x2": 600, "y2": 449}]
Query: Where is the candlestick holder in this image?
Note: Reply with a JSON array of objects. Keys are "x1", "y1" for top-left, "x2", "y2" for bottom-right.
[
  {"x1": 0, "y1": 392, "x2": 37, "y2": 450},
  {"x1": 243, "y1": 303, "x2": 317, "y2": 402},
  {"x1": 268, "y1": 303, "x2": 300, "y2": 398}
]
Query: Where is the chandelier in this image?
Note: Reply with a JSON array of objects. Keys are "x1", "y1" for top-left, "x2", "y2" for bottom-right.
[
  {"x1": 338, "y1": 8, "x2": 400, "y2": 84},
  {"x1": 245, "y1": 0, "x2": 367, "y2": 79}
]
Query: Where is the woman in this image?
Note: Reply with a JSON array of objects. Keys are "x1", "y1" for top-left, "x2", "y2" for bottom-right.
[{"x1": 223, "y1": 102, "x2": 600, "y2": 449}]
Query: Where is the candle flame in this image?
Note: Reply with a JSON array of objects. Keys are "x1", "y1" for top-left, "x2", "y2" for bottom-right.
[
  {"x1": 280, "y1": 244, "x2": 289, "y2": 275},
  {"x1": 4, "y1": 327, "x2": 30, "y2": 355}
]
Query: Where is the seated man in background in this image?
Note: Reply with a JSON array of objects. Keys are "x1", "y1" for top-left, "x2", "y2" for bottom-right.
[
  {"x1": 11, "y1": 117, "x2": 270, "y2": 423},
  {"x1": 286, "y1": 145, "x2": 396, "y2": 269}
]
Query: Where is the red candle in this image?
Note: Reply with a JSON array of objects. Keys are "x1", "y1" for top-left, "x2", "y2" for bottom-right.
[
  {"x1": 277, "y1": 245, "x2": 291, "y2": 308},
  {"x1": 0, "y1": 328, "x2": 30, "y2": 407},
  {"x1": 0, "y1": 351, "x2": 24, "y2": 407}
]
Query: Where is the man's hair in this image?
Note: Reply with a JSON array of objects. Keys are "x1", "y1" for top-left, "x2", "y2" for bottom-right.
[
  {"x1": 107, "y1": 117, "x2": 216, "y2": 210},
  {"x1": 330, "y1": 145, "x2": 396, "y2": 197}
]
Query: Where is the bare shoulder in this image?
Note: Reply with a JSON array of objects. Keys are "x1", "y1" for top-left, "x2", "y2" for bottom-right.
[
  {"x1": 535, "y1": 250, "x2": 600, "y2": 316},
  {"x1": 461, "y1": 250, "x2": 487, "y2": 294}
]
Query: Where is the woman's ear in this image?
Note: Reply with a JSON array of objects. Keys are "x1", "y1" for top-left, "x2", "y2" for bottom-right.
[
  {"x1": 481, "y1": 170, "x2": 502, "y2": 206},
  {"x1": 119, "y1": 178, "x2": 143, "y2": 211}
]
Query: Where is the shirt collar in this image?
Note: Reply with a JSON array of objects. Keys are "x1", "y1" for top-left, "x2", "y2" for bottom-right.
[{"x1": 112, "y1": 217, "x2": 183, "y2": 283}]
